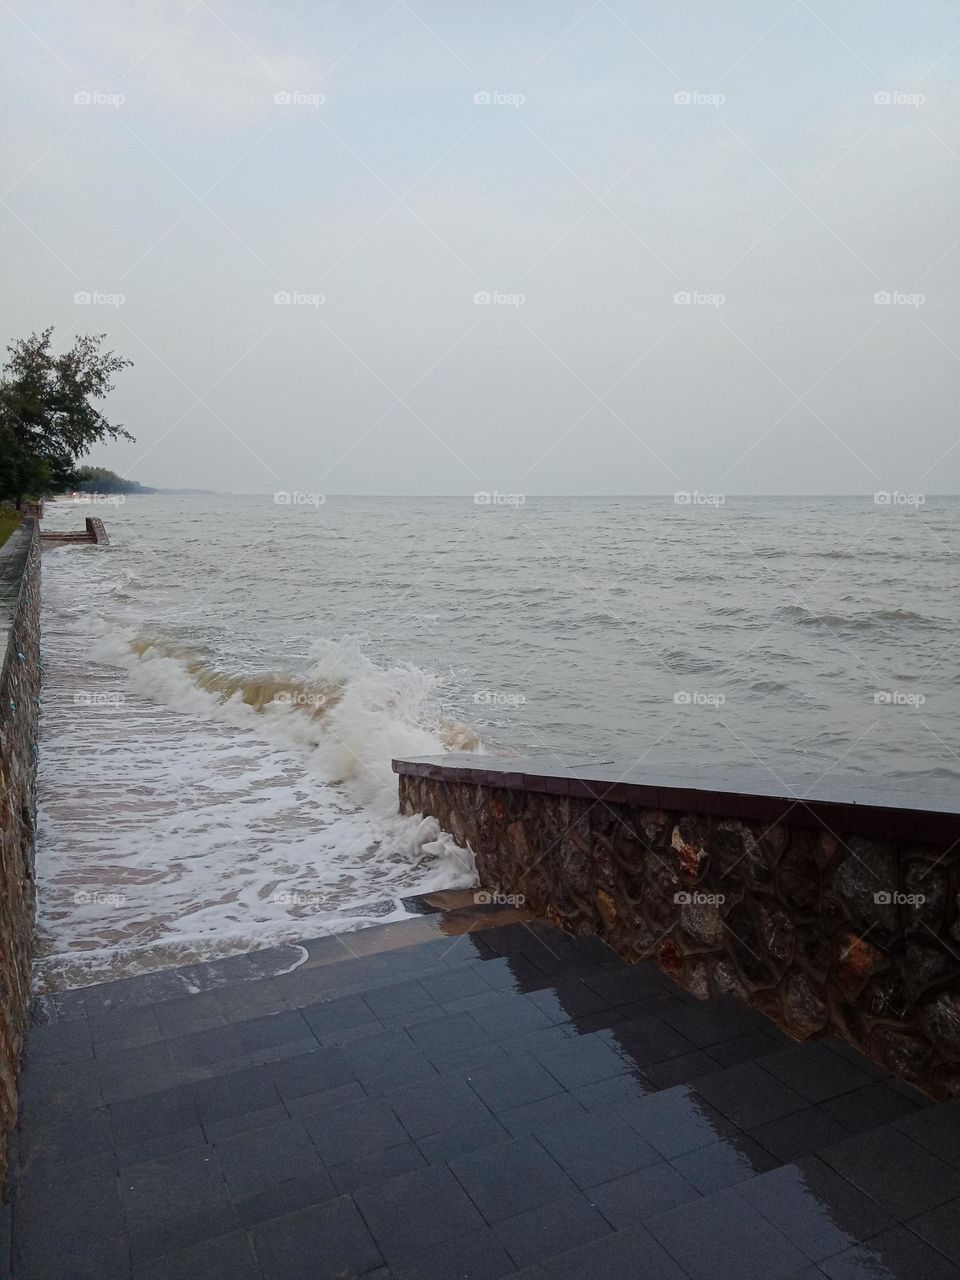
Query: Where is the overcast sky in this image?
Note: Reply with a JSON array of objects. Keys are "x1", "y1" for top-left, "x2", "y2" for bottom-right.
[{"x1": 3, "y1": 1, "x2": 960, "y2": 495}]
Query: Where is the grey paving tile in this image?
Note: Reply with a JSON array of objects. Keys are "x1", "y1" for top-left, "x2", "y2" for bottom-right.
[
  {"x1": 342, "y1": 1029, "x2": 439, "y2": 1092},
  {"x1": 17, "y1": 1106, "x2": 113, "y2": 1167},
  {"x1": 819, "y1": 1126, "x2": 960, "y2": 1220},
  {"x1": 362, "y1": 980, "x2": 437, "y2": 1020},
  {"x1": 12, "y1": 1150, "x2": 118, "y2": 1199},
  {"x1": 571, "y1": 1069, "x2": 655, "y2": 1113},
  {"x1": 22, "y1": 1018, "x2": 94, "y2": 1064},
  {"x1": 535, "y1": 1221, "x2": 691, "y2": 1279},
  {"x1": 642, "y1": 1049, "x2": 721, "y2": 1088},
  {"x1": 109, "y1": 1088, "x2": 198, "y2": 1148},
  {"x1": 300, "y1": 993, "x2": 380, "y2": 1037},
  {"x1": 588, "y1": 1162, "x2": 701, "y2": 1228},
  {"x1": 609, "y1": 1014, "x2": 694, "y2": 1066},
  {"x1": 627, "y1": 1085, "x2": 739, "y2": 1159},
  {"x1": 525, "y1": 977, "x2": 612, "y2": 1023},
  {"x1": 407, "y1": 1012, "x2": 493, "y2": 1057},
  {"x1": 165, "y1": 1024, "x2": 246, "y2": 1070},
  {"x1": 908, "y1": 1195, "x2": 960, "y2": 1264},
  {"x1": 264, "y1": 1046, "x2": 357, "y2": 1101},
  {"x1": 134, "y1": 1228, "x2": 259, "y2": 1279},
  {"x1": 233, "y1": 1008, "x2": 316, "y2": 1054},
  {"x1": 533, "y1": 1032, "x2": 634, "y2": 1089},
  {"x1": 12, "y1": 1174, "x2": 127, "y2": 1278},
  {"x1": 671, "y1": 1133, "x2": 778, "y2": 1194},
  {"x1": 580, "y1": 962, "x2": 670, "y2": 1007},
  {"x1": 468, "y1": 994, "x2": 556, "y2": 1041},
  {"x1": 83, "y1": 1006, "x2": 159, "y2": 1054},
  {"x1": 216, "y1": 1117, "x2": 324, "y2": 1196},
  {"x1": 304, "y1": 1095, "x2": 408, "y2": 1165},
  {"x1": 129, "y1": 1202, "x2": 240, "y2": 1264},
  {"x1": 499, "y1": 1091, "x2": 587, "y2": 1138},
  {"x1": 117, "y1": 1126, "x2": 207, "y2": 1168},
  {"x1": 819, "y1": 1082, "x2": 925, "y2": 1135},
  {"x1": 759, "y1": 1043, "x2": 876, "y2": 1104},
  {"x1": 749, "y1": 1105, "x2": 854, "y2": 1163},
  {"x1": 737, "y1": 1155, "x2": 894, "y2": 1262},
  {"x1": 388, "y1": 1071, "x2": 493, "y2": 1139},
  {"x1": 284, "y1": 1079, "x2": 366, "y2": 1118},
  {"x1": 417, "y1": 1114, "x2": 511, "y2": 1164},
  {"x1": 818, "y1": 1224, "x2": 959, "y2": 1279},
  {"x1": 329, "y1": 1142, "x2": 426, "y2": 1194},
  {"x1": 202, "y1": 1102, "x2": 288, "y2": 1141},
  {"x1": 493, "y1": 1190, "x2": 611, "y2": 1269},
  {"x1": 152, "y1": 993, "x2": 226, "y2": 1037},
  {"x1": 537, "y1": 1111, "x2": 661, "y2": 1188},
  {"x1": 392, "y1": 1226, "x2": 515, "y2": 1280},
  {"x1": 893, "y1": 1098, "x2": 960, "y2": 1168},
  {"x1": 355, "y1": 1164, "x2": 485, "y2": 1260},
  {"x1": 462, "y1": 1054, "x2": 565, "y2": 1112},
  {"x1": 423, "y1": 1039, "x2": 508, "y2": 1075},
  {"x1": 450, "y1": 1136, "x2": 575, "y2": 1222},
  {"x1": 648, "y1": 1186, "x2": 809, "y2": 1280},
  {"x1": 250, "y1": 1194, "x2": 383, "y2": 1280},
  {"x1": 119, "y1": 1144, "x2": 230, "y2": 1231},
  {"x1": 658, "y1": 997, "x2": 768, "y2": 1048},
  {"x1": 693, "y1": 1061, "x2": 808, "y2": 1129},
  {"x1": 234, "y1": 1171, "x2": 340, "y2": 1231},
  {"x1": 188, "y1": 1064, "x2": 282, "y2": 1123},
  {"x1": 418, "y1": 966, "x2": 493, "y2": 1004},
  {"x1": 706, "y1": 1029, "x2": 791, "y2": 1068}
]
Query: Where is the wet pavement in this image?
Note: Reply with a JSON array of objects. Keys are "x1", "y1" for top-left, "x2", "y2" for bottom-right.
[{"x1": 6, "y1": 895, "x2": 960, "y2": 1279}]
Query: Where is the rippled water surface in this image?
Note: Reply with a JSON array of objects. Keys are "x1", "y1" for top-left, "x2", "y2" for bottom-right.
[{"x1": 36, "y1": 494, "x2": 960, "y2": 985}]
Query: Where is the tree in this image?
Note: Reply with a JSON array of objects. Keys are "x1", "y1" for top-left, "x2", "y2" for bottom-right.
[{"x1": 0, "y1": 327, "x2": 133, "y2": 507}]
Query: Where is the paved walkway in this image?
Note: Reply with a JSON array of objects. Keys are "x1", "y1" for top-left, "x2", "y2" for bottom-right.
[{"x1": 6, "y1": 896, "x2": 960, "y2": 1279}]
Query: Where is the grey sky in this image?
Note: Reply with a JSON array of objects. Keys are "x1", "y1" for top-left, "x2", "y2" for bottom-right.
[{"x1": 3, "y1": 0, "x2": 959, "y2": 494}]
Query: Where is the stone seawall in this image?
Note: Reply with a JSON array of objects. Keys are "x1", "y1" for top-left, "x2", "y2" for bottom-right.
[
  {"x1": 0, "y1": 524, "x2": 41, "y2": 1192},
  {"x1": 396, "y1": 754, "x2": 960, "y2": 1100}
]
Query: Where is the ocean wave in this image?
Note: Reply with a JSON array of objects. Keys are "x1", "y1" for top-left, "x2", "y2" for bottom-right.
[{"x1": 780, "y1": 604, "x2": 932, "y2": 629}]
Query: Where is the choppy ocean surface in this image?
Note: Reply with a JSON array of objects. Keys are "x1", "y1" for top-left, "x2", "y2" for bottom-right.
[{"x1": 35, "y1": 494, "x2": 960, "y2": 987}]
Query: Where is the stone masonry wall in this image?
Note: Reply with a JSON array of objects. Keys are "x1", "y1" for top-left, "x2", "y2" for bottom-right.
[
  {"x1": 399, "y1": 772, "x2": 960, "y2": 1100},
  {"x1": 0, "y1": 524, "x2": 41, "y2": 1193}
]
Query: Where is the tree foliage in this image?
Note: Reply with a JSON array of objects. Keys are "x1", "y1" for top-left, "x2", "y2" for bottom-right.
[{"x1": 0, "y1": 327, "x2": 133, "y2": 506}]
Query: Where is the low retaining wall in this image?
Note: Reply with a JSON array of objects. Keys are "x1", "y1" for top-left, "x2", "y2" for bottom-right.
[
  {"x1": 0, "y1": 524, "x2": 41, "y2": 1190},
  {"x1": 395, "y1": 754, "x2": 960, "y2": 1099},
  {"x1": 39, "y1": 515, "x2": 108, "y2": 546}
]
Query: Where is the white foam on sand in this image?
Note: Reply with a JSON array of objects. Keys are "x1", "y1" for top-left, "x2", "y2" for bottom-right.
[{"x1": 35, "y1": 548, "x2": 479, "y2": 990}]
